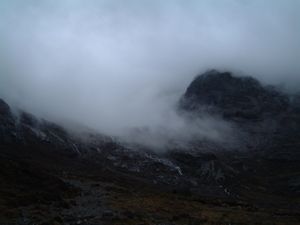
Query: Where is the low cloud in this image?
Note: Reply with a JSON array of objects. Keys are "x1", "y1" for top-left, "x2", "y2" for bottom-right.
[{"x1": 0, "y1": 0, "x2": 299, "y2": 148}]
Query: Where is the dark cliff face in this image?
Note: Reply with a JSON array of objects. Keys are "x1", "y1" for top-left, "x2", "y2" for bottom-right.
[
  {"x1": 0, "y1": 99, "x2": 11, "y2": 115},
  {"x1": 180, "y1": 69, "x2": 300, "y2": 156},
  {"x1": 0, "y1": 99, "x2": 16, "y2": 143},
  {"x1": 180, "y1": 70, "x2": 289, "y2": 120}
]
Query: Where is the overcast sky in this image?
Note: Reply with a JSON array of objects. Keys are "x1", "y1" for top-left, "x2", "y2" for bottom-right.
[{"x1": 0, "y1": 0, "x2": 299, "y2": 147}]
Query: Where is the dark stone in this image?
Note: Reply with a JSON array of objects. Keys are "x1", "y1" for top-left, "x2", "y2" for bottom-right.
[
  {"x1": 180, "y1": 70, "x2": 289, "y2": 120},
  {"x1": 0, "y1": 98, "x2": 11, "y2": 115},
  {"x1": 101, "y1": 210, "x2": 115, "y2": 219}
]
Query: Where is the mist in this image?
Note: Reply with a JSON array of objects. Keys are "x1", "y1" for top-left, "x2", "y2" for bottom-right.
[{"x1": 0, "y1": 0, "x2": 299, "y2": 149}]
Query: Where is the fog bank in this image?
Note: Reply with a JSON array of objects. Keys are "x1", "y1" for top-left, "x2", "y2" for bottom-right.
[{"x1": 0, "y1": 0, "x2": 299, "y2": 148}]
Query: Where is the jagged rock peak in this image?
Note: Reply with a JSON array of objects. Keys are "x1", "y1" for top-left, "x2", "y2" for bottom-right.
[{"x1": 180, "y1": 70, "x2": 289, "y2": 119}]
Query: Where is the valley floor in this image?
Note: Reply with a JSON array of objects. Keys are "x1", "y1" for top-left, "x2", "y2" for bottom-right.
[{"x1": 1, "y1": 149, "x2": 299, "y2": 225}]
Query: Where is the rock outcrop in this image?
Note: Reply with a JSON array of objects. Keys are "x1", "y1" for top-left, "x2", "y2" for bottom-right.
[{"x1": 180, "y1": 70, "x2": 289, "y2": 120}]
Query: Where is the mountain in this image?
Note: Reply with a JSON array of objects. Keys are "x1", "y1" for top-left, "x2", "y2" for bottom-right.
[
  {"x1": 1, "y1": 70, "x2": 300, "y2": 225},
  {"x1": 180, "y1": 70, "x2": 289, "y2": 120},
  {"x1": 179, "y1": 70, "x2": 300, "y2": 202},
  {"x1": 180, "y1": 70, "x2": 300, "y2": 152}
]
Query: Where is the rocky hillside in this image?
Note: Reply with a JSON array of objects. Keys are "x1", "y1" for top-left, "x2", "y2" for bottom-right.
[
  {"x1": 1, "y1": 70, "x2": 300, "y2": 225},
  {"x1": 180, "y1": 70, "x2": 289, "y2": 120}
]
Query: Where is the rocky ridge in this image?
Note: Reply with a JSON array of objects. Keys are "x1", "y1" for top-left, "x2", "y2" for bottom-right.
[{"x1": 1, "y1": 70, "x2": 300, "y2": 224}]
